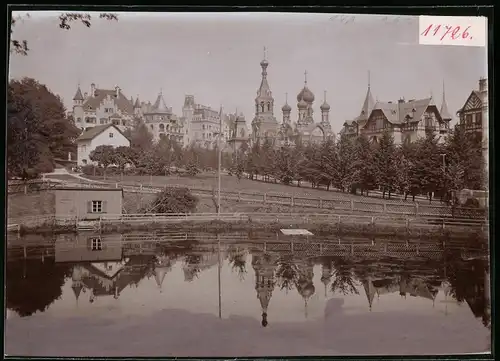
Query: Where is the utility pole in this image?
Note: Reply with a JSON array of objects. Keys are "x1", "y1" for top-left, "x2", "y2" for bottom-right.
[{"x1": 217, "y1": 105, "x2": 223, "y2": 216}]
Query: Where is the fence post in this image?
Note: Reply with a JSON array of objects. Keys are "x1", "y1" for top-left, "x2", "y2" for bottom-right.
[
  {"x1": 351, "y1": 243, "x2": 354, "y2": 255},
  {"x1": 350, "y1": 200, "x2": 354, "y2": 211},
  {"x1": 24, "y1": 185, "x2": 27, "y2": 195},
  {"x1": 291, "y1": 196, "x2": 295, "y2": 207},
  {"x1": 406, "y1": 217, "x2": 410, "y2": 233},
  {"x1": 383, "y1": 203, "x2": 387, "y2": 213},
  {"x1": 263, "y1": 193, "x2": 267, "y2": 204},
  {"x1": 371, "y1": 216, "x2": 375, "y2": 226},
  {"x1": 115, "y1": 183, "x2": 118, "y2": 189},
  {"x1": 415, "y1": 203, "x2": 419, "y2": 215},
  {"x1": 416, "y1": 243, "x2": 420, "y2": 256},
  {"x1": 238, "y1": 192, "x2": 241, "y2": 202},
  {"x1": 319, "y1": 198, "x2": 323, "y2": 209}
]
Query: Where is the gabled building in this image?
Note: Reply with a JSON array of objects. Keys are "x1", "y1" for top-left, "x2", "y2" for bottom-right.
[
  {"x1": 342, "y1": 78, "x2": 452, "y2": 144},
  {"x1": 70, "y1": 83, "x2": 135, "y2": 132},
  {"x1": 76, "y1": 123, "x2": 130, "y2": 166},
  {"x1": 456, "y1": 77, "x2": 489, "y2": 176},
  {"x1": 139, "y1": 91, "x2": 186, "y2": 145}
]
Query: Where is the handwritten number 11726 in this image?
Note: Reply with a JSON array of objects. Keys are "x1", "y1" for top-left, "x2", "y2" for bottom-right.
[{"x1": 420, "y1": 24, "x2": 472, "y2": 41}]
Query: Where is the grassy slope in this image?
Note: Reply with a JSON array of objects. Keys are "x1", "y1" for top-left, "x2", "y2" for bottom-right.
[{"x1": 86, "y1": 173, "x2": 433, "y2": 206}]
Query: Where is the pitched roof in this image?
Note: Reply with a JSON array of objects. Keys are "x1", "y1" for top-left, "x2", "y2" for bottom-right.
[
  {"x1": 77, "y1": 124, "x2": 128, "y2": 142},
  {"x1": 73, "y1": 86, "x2": 84, "y2": 101},
  {"x1": 83, "y1": 88, "x2": 134, "y2": 115},
  {"x1": 150, "y1": 92, "x2": 171, "y2": 114},
  {"x1": 457, "y1": 90, "x2": 483, "y2": 114},
  {"x1": 359, "y1": 86, "x2": 375, "y2": 121},
  {"x1": 363, "y1": 98, "x2": 435, "y2": 127}
]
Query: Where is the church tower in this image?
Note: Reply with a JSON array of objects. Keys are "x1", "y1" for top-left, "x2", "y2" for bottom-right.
[
  {"x1": 295, "y1": 258, "x2": 316, "y2": 319},
  {"x1": 320, "y1": 260, "x2": 333, "y2": 298},
  {"x1": 282, "y1": 93, "x2": 292, "y2": 125},
  {"x1": 320, "y1": 90, "x2": 333, "y2": 136},
  {"x1": 252, "y1": 252, "x2": 279, "y2": 327},
  {"x1": 251, "y1": 47, "x2": 279, "y2": 142}
]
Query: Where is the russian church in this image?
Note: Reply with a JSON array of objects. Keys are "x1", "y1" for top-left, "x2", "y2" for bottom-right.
[{"x1": 250, "y1": 49, "x2": 334, "y2": 147}]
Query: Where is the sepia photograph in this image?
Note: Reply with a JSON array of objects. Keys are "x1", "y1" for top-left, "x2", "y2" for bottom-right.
[{"x1": 6, "y1": 9, "x2": 490, "y2": 357}]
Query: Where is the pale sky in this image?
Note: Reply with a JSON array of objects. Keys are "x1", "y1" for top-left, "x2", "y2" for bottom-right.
[{"x1": 9, "y1": 11, "x2": 487, "y2": 133}]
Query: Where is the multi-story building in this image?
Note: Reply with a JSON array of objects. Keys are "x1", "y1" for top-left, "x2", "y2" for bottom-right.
[
  {"x1": 70, "y1": 83, "x2": 135, "y2": 132},
  {"x1": 134, "y1": 91, "x2": 186, "y2": 145},
  {"x1": 341, "y1": 79, "x2": 452, "y2": 144},
  {"x1": 250, "y1": 50, "x2": 334, "y2": 147},
  {"x1": 456, "y1": 77, "x2": 488, "y2": 176},
  {"x1": 181, "y1": 95, "x2": 238, "y2": 149}
]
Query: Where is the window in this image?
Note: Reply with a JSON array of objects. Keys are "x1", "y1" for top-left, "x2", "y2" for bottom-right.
[
  {"x1": 91, "y1": 237, "x2": 102, "y2": 251},
  {"x1": 109, "y1": 132, "x2": 114, "y2": 138},
  {"x1": 91, "y1": 200, "x2": 103, "y2": 213},
  {"x1": 466, "y1": 114, "x2": 473, "y2": 127},
  {"x1": 77, "y1": 117, "x2": 82, "y2": 122},
  {"x1": 475, "y1": 112, "x2": 482, "y2": 127},
  {"x1": 82, "y1": 159, "x2": 87, "y2": 165}
]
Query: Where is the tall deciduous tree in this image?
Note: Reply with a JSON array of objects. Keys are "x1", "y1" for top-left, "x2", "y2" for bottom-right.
[
  {"x1": 89, "y1": 145, "x2": 116, "y2": 176},
  {"x1": 7, "y1": 77, "x2": 80, "y2": 179}
]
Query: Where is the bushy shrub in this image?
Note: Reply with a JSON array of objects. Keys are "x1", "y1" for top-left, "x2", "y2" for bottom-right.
[{"x1": 145, "y1": 187, "x2": 199, "y2": 214}]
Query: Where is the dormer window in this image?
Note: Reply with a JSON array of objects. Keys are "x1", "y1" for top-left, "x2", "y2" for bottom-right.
[{"x1": 109, "y1": 132, "x2": 114, "y2": 138}]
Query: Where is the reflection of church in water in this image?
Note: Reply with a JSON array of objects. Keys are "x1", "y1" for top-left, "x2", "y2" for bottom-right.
[
  {"x1": 251, "y1": 253, "x2": 316, "y2": 327},
  {"x1": 251, "y1": 49, "x2": 334, "y2": 147}
]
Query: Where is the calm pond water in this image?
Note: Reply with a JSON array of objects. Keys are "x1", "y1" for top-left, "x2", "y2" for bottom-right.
[{"x1": 5, "y1": 231, "x2": 490, "y2": 357}]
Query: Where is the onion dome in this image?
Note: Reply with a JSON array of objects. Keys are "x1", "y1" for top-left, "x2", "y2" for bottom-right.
[
  {"x1": 300, "y1": 283, "x2": 316, "y2": 299},
  {"x1": 282, "y1": 103, "x2": 292, "y2": 112},
  {"x1": 297, "y1": 86, "x2": 315, "y2": 103},
  {"x1": 320, "y1": 101, "x2": 330, "y2": 111},
  {"x1": 297, "y1": 98, "x2": 308, "y2": 109}
]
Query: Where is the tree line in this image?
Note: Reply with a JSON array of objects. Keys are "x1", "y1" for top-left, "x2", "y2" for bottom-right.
[{"x1": 230, "y1": 128, "x2": 485, "y2": 203}]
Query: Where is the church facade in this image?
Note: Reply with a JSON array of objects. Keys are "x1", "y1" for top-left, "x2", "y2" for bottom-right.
[{"x1": 250, "y1": 51, "x2": 334, "y2": 147}]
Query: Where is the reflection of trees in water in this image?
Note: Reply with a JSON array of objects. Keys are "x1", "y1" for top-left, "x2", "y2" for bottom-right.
[
  {"x1": 329, "y1": 258, "x2": 359, "y2": 296},
  {"x1": 183, "y1": 254, "x2": 202, "y2": 282},
  {"x1": 227, "y1": 246, "x2": 247, "y2": 281},
  {"x1": 275, "y1": 257, "x2": 300, "y2": 291},
  {"x1": 446, "y1": 252, "x2": 489, "y2": 327},
  {"x1": 6, "y1": 258, "x2": 72, "y2": 317}
]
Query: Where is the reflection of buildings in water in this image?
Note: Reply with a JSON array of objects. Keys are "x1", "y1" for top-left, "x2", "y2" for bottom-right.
[
  {"x1": 182, "y1": 253, "x2": 218, "y2": 282},
  {"x1": 70, "y1": 255, "x2": 154, "y2": 305},
  {"x1": 154, "y1": 254, "x2": 176, "y2": 293},
  {"x1": 251, "y1": 252, "x2": 279, "y2": 327},
  {"x1": 294, "y1": 258, "x2": 316, "y2": 319},
  {"x1": 55, "y1": 233, "x2": 123, "y2": 263},
  {"x1": 361, "y1": 275, "x2": 441, "y2": 311}
]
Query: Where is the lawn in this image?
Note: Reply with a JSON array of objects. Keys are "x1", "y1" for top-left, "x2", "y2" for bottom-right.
[{"x1": 86, "y1": 173, "x2": 437, "y2": 206}]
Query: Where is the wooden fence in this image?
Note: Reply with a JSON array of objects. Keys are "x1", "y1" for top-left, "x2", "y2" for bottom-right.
[
  {"x1": 7, "y1": 212, "x2": 488, "y2": 233},
  {"x1": 10, "y1": 179, "x2": 487, "y2": 219}
]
